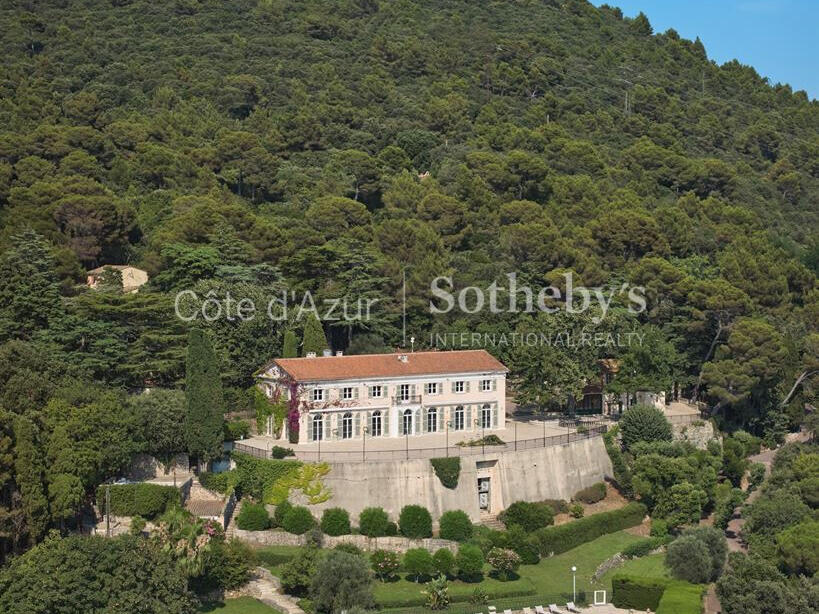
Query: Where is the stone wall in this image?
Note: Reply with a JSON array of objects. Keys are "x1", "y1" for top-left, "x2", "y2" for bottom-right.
[
  {"x1": 305, "y1": 435, "x2": 612, "y2": 522},
  {"x1": 672, "y1": 420, "x2": 718, "y2": 450},
  {"x1": 233, "y1": 528, "x2": 457, "y2": 554}
]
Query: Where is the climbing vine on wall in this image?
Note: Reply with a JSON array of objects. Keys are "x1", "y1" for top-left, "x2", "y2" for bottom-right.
[
  {"x1": 430, "y1": 457, "x2": 461, "y2": 489},
  {"x1": 266, "y1": 462, "x2": 332, "y2": 505}
]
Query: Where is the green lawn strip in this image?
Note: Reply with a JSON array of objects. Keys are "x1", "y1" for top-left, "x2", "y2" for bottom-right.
[
  {"x1": 255, "y1": 544, "x2": 304, "y2": 574},
  {"x1": 520, "y1": 530, "x2": 645, "y2": 599},
  {"x1": 656, "y1": 581, "x2": 705, "y2": 614},
  {"x1": 598, "y1": 552, "x2": 670, "y2": 594},
  {"x1": 374, "y1": 573, "x2": 535, "y2": 608},
  {"x1": 198, "y1": 597, "x2": 283, "y2": 614}
]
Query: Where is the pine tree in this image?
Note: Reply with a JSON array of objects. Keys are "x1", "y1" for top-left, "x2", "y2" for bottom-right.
[
  {"x1": 12, "y1": 416, "x2": 49, "y2": 546},
  {"x1": 184, "y1": 329, "x2": 225, "y2": 467},
  {"x1": 0, "y1": 229, "x2": 64, "y2": 343},
  {"x1": 282, "y1": 329, "x2": 298, "y2": 358},
  {"x1": 301, "y1": 313, "x2": 329, "y2": 356}
]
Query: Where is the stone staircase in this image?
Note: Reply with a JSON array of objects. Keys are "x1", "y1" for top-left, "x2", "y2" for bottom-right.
[
  {"x1": 478, "y1": 514, "x2": 505, "y2": 531},
  {"x1": 184, "y1": 478, "x2": 227, "y2": 521}
]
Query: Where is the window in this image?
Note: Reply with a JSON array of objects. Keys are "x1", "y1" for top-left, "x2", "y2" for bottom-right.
[
  {"x1": 369, "y1": 385, "x2": 383, "y2": 398},
  {"x1": 480, "y1": 404, "x2": 492, "y2": 429},
  {"x1": 427, "y1": 407, "x2": 438, "y2": 433},
  {"x1": 371, "y1": 410, "x2": 382, "y2": 437},
  {"x1": 342, "y1": 386, "x2": 354, "y2": 400},
  {"x1": 454, "y1": 406, "x2": 464, "y2": 430},
  {"x1": 399, "y1": 383, "x2": 410, "y2": 401},
  {"x1": 425, "y1": 382, "x2": 438, "y2": 395},
  {"x1": 312, "y1": 414, "x2": 323, "y2": 441},
  {"x1": 481, "y1": 379, "x2": 492, "y2": 392},
  {"x1": 402, "y1": 409, "x2": 413, "y2": 435},
  {"x1": 341, "y1": 412, "x2": 353, "y2": 439},
  {"x1": 311, "y1": 388, "x2": 324, "y2": 402},
  {"x1": 454, "y1": 381, "x2": 465, "y2": 393}
]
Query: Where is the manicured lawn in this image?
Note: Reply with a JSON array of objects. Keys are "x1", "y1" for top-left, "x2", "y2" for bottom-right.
[
  {"x1": 519, "y1": 530, "x2": 645, "y2": 599},
  {"x1": 375, "y1": 531, "x2": 645, "y2": 609},
  {"x1": 198, "y1": 597, "x2": 282, "y2": 614},
  {"x1": 374, "y1": 573, "x2": 536, "y2": 608}
]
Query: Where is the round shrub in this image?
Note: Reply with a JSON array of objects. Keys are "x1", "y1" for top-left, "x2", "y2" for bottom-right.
[
  {"x1": 499, "y1": 501, "x2": 554, "y2": 532},
  {"x1": 236, "y1": 502, "x2": 271, "y2": 531},
  {"x1": 385, "y1": 521, "x2": 398, "y2": 536},
  {"x1": 666, "y1": 535, "x2": 712, "y2": 583},
  {"x1": 309, "y1": 550, "x2": 376, "y2": 613},
  {"x1": 433, "y1": 548, "x2": 455, "y2": 577},
  {"x1": 680, "y1": 526, "x2": 727, "y2": 581},
  {"x1": 334, "y1": 543, "x2": 363, "y2": 556},
  {"x1": 487, "y1": 547, "x2": 521, "y2": 581},
  {"x1": 573, "y1": 482, "x2": 607, "y2": 504},
  {"x1": 569, "y1": 503, "x2": 584, "y2": 518},
  {"x1": 370, "y1": 549, "x2": 400, "y2": 581},
  {"x1": 438, "y1": 510, "x2": 473, "y2": 542},
  {"x1": 320, "y1": 507, "x2": 351, "y2": 536},
  {"x1": 282, "y1": 505, "x2": 316, "y2": 535},
  {"x1": 404, "y1": 548, "x2": 434, "y2": 582},
  {"x1": 359, "y1": 507, "x2": 390, "y2": 537},
  {"x1": 619, "y1": 404, "x2": 672, "y2": 449},
  {"x1": 502, "y1": 525, "x2": 539, "y2": 564},
  {"x1": 456, "y1": 544, "x2": 484, "y2": 582},
  {"x1": 274, "y1": 500, "x2": 293, "y2": 527},
  {"x1": 399, "y1": 505, "x2": 433, "y2": 539}
]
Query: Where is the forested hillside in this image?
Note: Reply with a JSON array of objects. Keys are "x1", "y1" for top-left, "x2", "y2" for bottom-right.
[{"x1": 0, "y1": 0, "x2": 817, "y2": 545}]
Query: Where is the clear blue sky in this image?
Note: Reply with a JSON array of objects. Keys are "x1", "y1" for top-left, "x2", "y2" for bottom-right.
[{"x1": 597, "y1": 1, "x2": 818, "y2": 99}]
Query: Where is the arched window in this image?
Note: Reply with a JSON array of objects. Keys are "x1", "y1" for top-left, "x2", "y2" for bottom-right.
[
  {"x1": 402, "y1": 408, "x2": 413, "y2": 435},
  {"x1": 371, "y1": 410, "x2": 382, "y2": 437},
  {"x1": 480, "y1": 404, "x2": 492, "y2": 429},
  {"x1": 312, "y1": 413, "x2": 323, "y2": 441},
  {"x1": 341, "y1": 412, "x2": 353, "y2": 439},
  {"x1": 427, "y1": 407, "x2": 438, "y2": 433},
  {"x1": 454, "y1": 405, "x2": 464, "y2": 431}
]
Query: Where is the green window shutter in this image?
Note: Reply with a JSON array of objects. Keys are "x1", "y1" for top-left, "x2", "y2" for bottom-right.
[
  {"x1": 466, "y1": 381, "x2": 471, "y2": 393},
  {"x1": 492, "y1": 378, "x2": 497, "y2": 391},
  {"x1": 439, "y1": 407, "x2": 445, "y2": 430},
  {"x1": 466, "y1": 406, "x2": 473, "y2": 429},
  {"x1": 307, "y1": 415, "x2": 313, "y2": 440},
  {"x1": 492, "y1": 406, "x2": 499, "y2": 427},
  {"x1": 354, "y1": 387, "x2": 359, "y2": 399},
  {"x1": 451, "y1": 381, "x2": 456, "y2": 393},
  {"x1": 354, "y1": 412, "x2": 361, "y2": 436},
  {"x1": 421, "y1": 408, "x2": 427, "y2": 433}
]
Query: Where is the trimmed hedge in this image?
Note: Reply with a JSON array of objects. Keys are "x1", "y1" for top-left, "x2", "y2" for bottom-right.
[
  {"x1": 236, "y1": 502, "x2": 271, "y2": 531},
  {"x1": 621, "y1": 536, "x2": 669, "y2": 559},
  {"x1": 271, "y1": 446, "x2": 296, "y2": 459},
  {"x1": 533, "y1": 502, "x2": 646, "y2": 556},
  {"x1": 359, "y1": 507, "x2": 390, "y2": 537},
  {"x1": 499, "y1": 500, "x2": 554, "y2": 532},
  {"x1": 399, "y1": 504, "x2": 433, "y2": 538},
  {"x1": 612, "y1": 574, "x2": 667, "y2": 611},
  {"x1": 281, "y1": 505, "x2": 315, "y2": 535},
  {"x1": 573, "y1": 481, "x2": 606, "y2": 504},
  {"x1": 95, "y1": 483, "x2": 180, "y2": 519},
  {"x1": 199, "y1": 471, "x2": 236, "y2": 495},
  {"x1": 430, "y1": 457, "x2": 461, "y2": 489},
  {"x1": 438, "y1": 510, "x2": 473, "y2": 542},
  {"x1": 320, "y1": 507, "x2": 351, "y2": 536}
]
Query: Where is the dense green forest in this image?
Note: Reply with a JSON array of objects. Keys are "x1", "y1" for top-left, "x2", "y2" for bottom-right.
[{"x1": 0, "y1": 0, "x2": 817, "y2": 559}]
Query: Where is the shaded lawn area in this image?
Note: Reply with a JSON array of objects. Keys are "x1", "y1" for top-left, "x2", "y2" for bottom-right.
[
  {"x1": 198, "y1": 597, "x2": 282, "y2": 614},
  {"x1": 373, "y1": 572, "x2": 536, "y2": 608}
]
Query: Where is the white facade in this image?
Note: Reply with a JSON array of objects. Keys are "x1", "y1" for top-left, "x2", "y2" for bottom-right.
[{"x1": 257, "y1": 361, "x2": 507, "y2": 443}]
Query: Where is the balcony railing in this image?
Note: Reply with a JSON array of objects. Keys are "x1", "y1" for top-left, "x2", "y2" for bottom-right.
[{"x1": 392, "y1": 395, "x2": 422, "y2": 405}]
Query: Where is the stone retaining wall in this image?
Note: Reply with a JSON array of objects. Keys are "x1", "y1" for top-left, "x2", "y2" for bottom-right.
[{"x1": 233, "y1": 528, "x2": 457, "y2": 554}]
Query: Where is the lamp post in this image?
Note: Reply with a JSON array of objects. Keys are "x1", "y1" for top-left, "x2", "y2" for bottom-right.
[
  {"x1": 543, "y1": 417, "x2": 546, "y2": 447},
  {"x1": 571, "y1": 565, "x2": 577, "y2": 603},
  {"x1": 362, "y1": 425, "x2": 369, "y2": 462}
]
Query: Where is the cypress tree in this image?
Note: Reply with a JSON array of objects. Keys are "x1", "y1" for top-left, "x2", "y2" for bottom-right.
[
  {"x1": 184, "y1": 329, "x2": 225, "y2": 467},
  {"x1": 0, "y1": 229, "x2": 64, "y2": 343},
  {"x1": 282, "y1": 328, "x2": 298, "y2": 358},
  {"x1": 12, "y1": 416, "x2": 49, "y2": 546},
  {"x1": 301, "y1": 313, "x2": 329, "y2": 356}
]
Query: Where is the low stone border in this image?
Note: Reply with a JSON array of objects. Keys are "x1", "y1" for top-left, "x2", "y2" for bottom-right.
[{"x1": 232, "y1": 528, "x2": 457, "y2": 553}]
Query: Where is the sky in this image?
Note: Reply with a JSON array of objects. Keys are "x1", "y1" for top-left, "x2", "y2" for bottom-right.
[{"x1": 596, "y1": 1, "x2": 818, "y2": 100}]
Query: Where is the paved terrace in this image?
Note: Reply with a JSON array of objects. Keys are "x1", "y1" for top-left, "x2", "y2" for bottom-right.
[{"x1": 236, "y1": 418, "x2": 607, "y2": 462}]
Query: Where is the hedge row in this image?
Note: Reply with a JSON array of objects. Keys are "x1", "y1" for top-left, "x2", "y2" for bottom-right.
[
  {"x1": 532, "y1": 503, "x2": 647, "y2": 556},
  {"x1": 621, "y1": 535, "x2": 670, "y2": 559},
  {"x1": 613, "y1": 574, "x2": 704, "y2": 614},
  {"x1": 95, "y1": 483, "x2": 180, "y2": 519},
  {"x1": 612, "y1": 574, "x2": 667, "y2": 611}
]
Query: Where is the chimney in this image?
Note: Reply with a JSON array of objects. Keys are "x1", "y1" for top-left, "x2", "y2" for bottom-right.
[
  {"x1": 335, "y1": 351, "x2": 344, "y2": 357},
  {"x1": 306, "y1": 352, "x2": 317, "y2": 358},
  {"x1": 322, "y1": 349, "x2": 332, "y2": 357}
]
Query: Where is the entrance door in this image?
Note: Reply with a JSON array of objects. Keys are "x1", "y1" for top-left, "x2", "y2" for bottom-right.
[{"x1": 477, "y1": 478, "x2": 490, "y2": 512}]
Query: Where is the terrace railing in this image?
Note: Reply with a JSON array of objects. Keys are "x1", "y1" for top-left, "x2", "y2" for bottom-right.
[{"x1": 233, "y1": 423, "x2": 607, "y2": 463}]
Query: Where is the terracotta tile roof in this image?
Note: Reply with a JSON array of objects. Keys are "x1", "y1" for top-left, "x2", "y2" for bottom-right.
[{"x1": 271, "y1": 350, "x2": 507, "y2": 383}]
